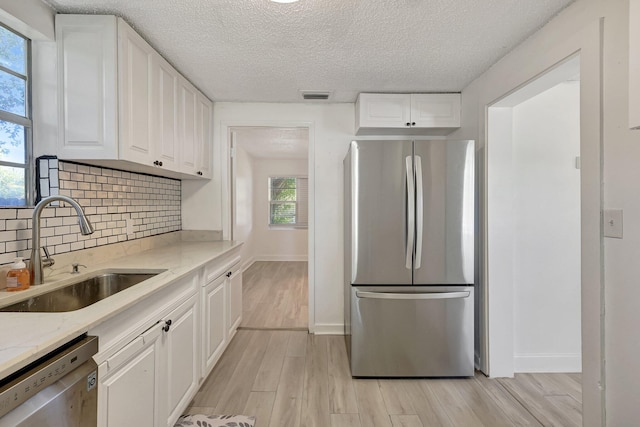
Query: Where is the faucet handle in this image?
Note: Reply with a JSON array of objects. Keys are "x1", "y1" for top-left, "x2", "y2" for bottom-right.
[{"x1": 42, "y1": 246, "x2": 55, "y2": 268}]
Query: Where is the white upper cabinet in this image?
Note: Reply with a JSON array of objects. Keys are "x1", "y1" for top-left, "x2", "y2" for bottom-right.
[
  {"x1": 118, "y1": 20, "x2": 154, "y2": 166},
  {"x1": 56, "y1": 15, "x2": 118, "y2": 159},
  {"x1": 410, "y1": 94, "x2": 461, "y2": 128},
  {"x1": 152, "y1": 55, "x2": 180, "y2": 171},
  {"x1": 356, "y1": 93, "x2": 412, "y2": 129},
  {"x1": 56, "y1": 15, "x2": 211, "y2": 179},
  {"x1": 178, "y1": 77, "x2": 198, "y2": 175},
  {"x1": 196, "y1": 93, "x2": 213, "y2": 178},
  {"x1": 355, "y1": 93, "x2": 461, "y2": 135}
]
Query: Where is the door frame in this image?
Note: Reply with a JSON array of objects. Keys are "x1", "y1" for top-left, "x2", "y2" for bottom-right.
[
  {"x1": 481, "y1": 20, "x2": 604, "y2": 426},
  {"x1": 221, "y1": 120, "x2": 315, "y2": 333}
]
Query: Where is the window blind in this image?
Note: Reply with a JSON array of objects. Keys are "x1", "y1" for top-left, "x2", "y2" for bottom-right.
[{"x1": 268, "y1": 176, "x2": 308, "y2": 228}]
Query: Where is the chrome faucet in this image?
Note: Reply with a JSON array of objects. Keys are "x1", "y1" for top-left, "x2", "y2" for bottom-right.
[{"x1": 29, "y1": 196, "x2": 94, "y2": 285}]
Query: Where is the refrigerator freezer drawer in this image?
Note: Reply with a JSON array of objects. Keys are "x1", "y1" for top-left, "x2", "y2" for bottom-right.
[{"x1": 350, "y1": 286, "x2": 474, "y2": 377}]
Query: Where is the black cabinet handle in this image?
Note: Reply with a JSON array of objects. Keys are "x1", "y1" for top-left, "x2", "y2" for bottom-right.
[
  {"x1": 411, "y1": 122, "x2": 416, "y2": 126},
  {"x1": 197, "y1": 171, "x2": 203, "y2": 176},
  {"x1": 405, "y1": 122, "x2": 411, "y2": 126},
  {"x1": 158, "y1": 161, "x2": 163, "y2": 167},
  {"x1": 226, "y1": 271, "x2": 232, "y2": 278},
  {"x1": 163, "y1": 319, "x2": 172, "y2": 332},
  {"x1": 153, "y1": 160, "x2": 158, "y2": 166}
]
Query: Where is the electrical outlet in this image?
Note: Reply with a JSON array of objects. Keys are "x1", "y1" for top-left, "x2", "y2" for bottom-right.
[{"x1": 604, "y1": 209, "x2": 623, "y2": 239}]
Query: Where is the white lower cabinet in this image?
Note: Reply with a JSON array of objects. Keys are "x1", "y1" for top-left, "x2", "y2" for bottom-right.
[
  {"x1": 227, "y1": 263, "x2": 243, "y2": 337},
  {"x1": 165, "y1": 295, "x2": 199, "y2": 427},
  {"x1": 98, "y1": 322, "x2": 163, "y2": 427},
  {"x1": 202, "y1": 274, "x2": 226, "y2": 377},
  {"x1": 93, "y1": 247, "x2": 242, "y2": 427}
]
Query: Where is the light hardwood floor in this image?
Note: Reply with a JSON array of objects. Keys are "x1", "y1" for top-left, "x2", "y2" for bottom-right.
[
  {"x1": 241, "y1": 261, "x2": 308, "y2": 330},
  {"x1": 187, "y1": 330, "x2": 582, "y2": 427}
]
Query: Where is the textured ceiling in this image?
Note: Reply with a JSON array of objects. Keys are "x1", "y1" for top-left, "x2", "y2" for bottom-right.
[
  {"x1": 45, "y1": 0, "x2": 574, "y2": 102},
  {"x1": 233, "y1": 127, "x2": 309, "y2": 159}
]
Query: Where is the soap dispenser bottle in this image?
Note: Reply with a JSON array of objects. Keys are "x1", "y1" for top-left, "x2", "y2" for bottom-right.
[{"x1": 6, "y1": 257, "x2": 30, "y2": 291}]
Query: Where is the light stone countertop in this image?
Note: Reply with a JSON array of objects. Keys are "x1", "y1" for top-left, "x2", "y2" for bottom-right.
[{"x1": 0, "y1": 239, "x2": 242, "y2": 380}]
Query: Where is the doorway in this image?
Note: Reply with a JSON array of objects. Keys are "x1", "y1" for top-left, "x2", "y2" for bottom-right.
[
  {"x1": 229, "y1": 126, "x2": 310, "y2": 330},
  {"x1": 483, "y1": 55, "x2": 582, "y2": 377}
]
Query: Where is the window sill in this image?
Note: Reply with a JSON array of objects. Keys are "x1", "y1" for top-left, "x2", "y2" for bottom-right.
[{"x1": 268, "y1": 225, "x2": 308, "y2": 231}]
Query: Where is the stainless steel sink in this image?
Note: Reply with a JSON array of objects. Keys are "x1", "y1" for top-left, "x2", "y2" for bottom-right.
[{"x1": 0, "y1": 270, "x2": 165, "y2": 313}]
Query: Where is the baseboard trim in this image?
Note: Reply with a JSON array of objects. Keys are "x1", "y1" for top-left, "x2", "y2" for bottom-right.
[
  {"x1": 241, "y1": 257, "x2": 256, "y2": 272},
  {"x1": 514, "y1": 353, "x2": 582, "y2": 373},
  {"x1": 253, "y1": 255, "x2": 308, "y2": 262},
  {"x1": 313, "y1": 323, "x2": 344, "y2": 335}
]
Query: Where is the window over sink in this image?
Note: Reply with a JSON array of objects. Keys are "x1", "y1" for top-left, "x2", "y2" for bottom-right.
[{"x1": 0, "y1": 22, "x2": 32, "y2": 206}]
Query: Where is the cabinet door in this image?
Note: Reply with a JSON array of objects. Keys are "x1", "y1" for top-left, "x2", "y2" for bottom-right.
[
  {"x1": 118, "y1": 19, "x2": 155, "y2": 166},
  {"x1": 165, "y1": 294, "x2": 199, "y2": 426},
  {"x1": 179, "y1": 77, "x2": 198, "y2": 175},
  {"x1": 357, "y1": 93, "x2": 411, "y2": 128},
  {"x1": 202, "y1": 275, "x2": 226, "y2": 377},
  {"x1": 227, "y1": 264, "x2": 243, "y2": 337},
  {"x1": 56, "y1": 15, "x2": 118, "y2": 159},
  {"x1": 410, "y1": 94, "x2": 461, "y2": 128},
  {"x1": 99, "y1": 324, "x2": 163, "y2": 427},
  {"x1": 195, "y1": 93, "x2": 213, "y2": 178},
  {"x1": 152, "y1": 55, "x2": 180, "y2": 171}
]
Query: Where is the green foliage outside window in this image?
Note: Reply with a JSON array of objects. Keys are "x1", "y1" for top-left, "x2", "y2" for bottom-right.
[
  {"x1": 269, "y1": 177, "x2": 297, "y2": 225},
  {"x1": 0, "y1": 24, "x2": 29, "y2": 206}
]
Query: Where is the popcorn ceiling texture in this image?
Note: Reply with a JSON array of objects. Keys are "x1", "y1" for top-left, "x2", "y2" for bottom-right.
[
  {"x1": 0, "y1": 161, "x2": 181, "y2": 265},
  {"x1": 45, "y1": 0, "x2": 574, "y2": 103}
]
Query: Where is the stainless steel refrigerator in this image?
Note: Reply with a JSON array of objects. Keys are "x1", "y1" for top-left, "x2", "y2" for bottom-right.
[{"x1": 344, "y1": 139, "x2": 475, "y2": 377}]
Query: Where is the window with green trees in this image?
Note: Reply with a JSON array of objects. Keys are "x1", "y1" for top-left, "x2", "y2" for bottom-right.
[
  {"x1": 268, "y1": 176, "x2": 308, "y2": 228},
  {"x1": 0, "y1": 23, "x2": 31, "y2": 206}
]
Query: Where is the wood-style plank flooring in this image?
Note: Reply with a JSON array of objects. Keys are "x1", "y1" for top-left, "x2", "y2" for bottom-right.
[
  {"x1": 187, "y1": 330, "x2": 582, "y2": 427},
  {"x1": 241, "y1": 261, "x2": 308, "y2": 329}
]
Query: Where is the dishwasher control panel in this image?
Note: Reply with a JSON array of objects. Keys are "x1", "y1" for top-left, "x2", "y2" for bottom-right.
[{"x1": 0, "y1": 335, "x2": 98, "y2": 419}]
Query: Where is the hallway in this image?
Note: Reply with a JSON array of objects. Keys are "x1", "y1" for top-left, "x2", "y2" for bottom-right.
[{"x1": 241, "y1": 261, "x2": 308, "y2": 330}]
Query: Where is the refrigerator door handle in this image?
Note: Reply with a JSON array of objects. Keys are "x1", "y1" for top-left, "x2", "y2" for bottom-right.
[
  {"x1": 356, "y1": 291, "x2": 470, "y2": 300},
  {"x1": 405, "y1": 155, "x2": 415, "y2": 269},
  {"x1": 414, "y1": 155, "x2": 424, "y2": 269}
]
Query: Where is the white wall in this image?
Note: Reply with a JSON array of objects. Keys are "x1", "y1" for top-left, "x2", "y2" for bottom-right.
[
  {"x1": 512, "y1": 82, "x2": 582, "y2": 372},
  {"x1": 182, "y1": 102, "x2": 355, "y2": 334},
  {"x1": 233, "y1": 145, "x2": 254, "y2": 268},
  {"x1": 251, "y1": 157, "x2": 308, "y2": 262},
  {"x1": 451, "y1": 0, "x2": 640, "y2": 424}
]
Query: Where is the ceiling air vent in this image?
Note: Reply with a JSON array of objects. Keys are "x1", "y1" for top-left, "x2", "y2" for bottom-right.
[{"x1": 300, "y1": 91, "x2": 331, "y2": 100}]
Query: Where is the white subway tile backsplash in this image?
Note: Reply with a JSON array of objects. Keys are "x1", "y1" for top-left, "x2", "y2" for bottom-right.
[
  {"x1": 0, "y1": 210, "x2": 16, "y2": 220},
  {"x1": 46, "y1": 236, "x2": 63, "y2": 246},
  {"x1": 0, "y1": 161, "x2": 181, "y2": 265}
]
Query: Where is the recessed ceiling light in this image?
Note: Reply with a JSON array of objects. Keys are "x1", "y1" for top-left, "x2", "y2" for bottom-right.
[{"x1": 270, "y1": 0, "x2": 299, "y2": 3}]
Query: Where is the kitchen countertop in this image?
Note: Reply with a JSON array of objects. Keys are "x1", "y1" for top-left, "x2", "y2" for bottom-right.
[{"x1": 0, "y1": 240, "x2": 242, "y2": 380}]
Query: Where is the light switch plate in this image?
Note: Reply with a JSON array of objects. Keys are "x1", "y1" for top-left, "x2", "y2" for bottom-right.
[{"x1": 604, "y1": 209, "x2": 623, "y2": 238}]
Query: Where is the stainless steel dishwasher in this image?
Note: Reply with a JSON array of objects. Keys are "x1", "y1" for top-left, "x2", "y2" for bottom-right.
[{"x1": 0, "y1": 335, "x2": 98, "y2": 426}]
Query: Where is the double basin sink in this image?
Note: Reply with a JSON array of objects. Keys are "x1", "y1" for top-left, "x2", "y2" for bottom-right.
[{"x1": 0, "y1": 270, "x2": 166, "y2": 313}]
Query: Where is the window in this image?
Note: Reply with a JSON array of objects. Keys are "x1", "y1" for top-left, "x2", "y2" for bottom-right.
[
  {"x1": 0, "y1": 23, "x2": 31, "y2": 206},
  {"x1": 268, "y1": 176, "x2": 308, "y2": 228}
]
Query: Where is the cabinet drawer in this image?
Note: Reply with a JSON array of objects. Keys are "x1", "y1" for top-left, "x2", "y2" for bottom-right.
[{"x1": 204, "y1": 253, "x2": 241, "y2": 284}]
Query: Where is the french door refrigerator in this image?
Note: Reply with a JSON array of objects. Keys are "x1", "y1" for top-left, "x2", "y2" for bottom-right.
[{"x1": 344, "y1": 139, "x2": 475, "y2": 377}]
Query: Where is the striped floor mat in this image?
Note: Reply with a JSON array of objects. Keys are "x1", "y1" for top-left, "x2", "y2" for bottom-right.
[{"x1": 174, "y1": 414, "x2": 255, "y2": 427}]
